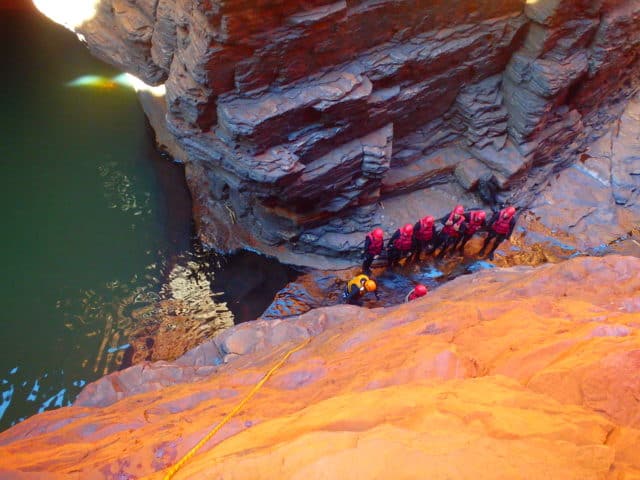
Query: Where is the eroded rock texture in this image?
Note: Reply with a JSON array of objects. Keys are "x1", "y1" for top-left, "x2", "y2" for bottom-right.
[
  {"x1": 511, "y1": 94, "x2": 640, "y2": 263},
  {"x1": 1, "y1": 255, "x2": 640, "y2": 478},
  {"x1": 69, "y1": 0, "x2": 640, "y2": 267}
]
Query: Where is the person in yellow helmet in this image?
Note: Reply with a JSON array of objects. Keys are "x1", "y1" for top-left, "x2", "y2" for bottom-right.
[{"x1": 343, "y1": 273, "x2": 379, "y2": 305}]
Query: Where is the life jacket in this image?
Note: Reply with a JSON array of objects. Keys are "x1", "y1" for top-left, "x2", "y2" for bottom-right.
[
  {"x1": 415, "y1": 218, "x2": 434, "y2": 241},
  {"x1": 393, "y1": 229, "x2": 413, "y2": 251},
  {"x1": 492, "y1": 209, "x2": 513, "y2": 235},
  {"x1": 366, "y1": 232, "x2": 384, "y2": 255},
  {"x1": 346, "y1": 274, "x2": 369, "y2": 296},
  {"x1": 466, "y1": 211, "x2": 485, "y2": 236},
  {"x1": 442, "y1": 212, "x2": 465, "y2": 237}
]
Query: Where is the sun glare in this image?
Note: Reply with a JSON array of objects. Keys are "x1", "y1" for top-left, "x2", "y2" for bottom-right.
[
  {"x1": 114, "y1": 73, "x2": 167, "y2": 97},
  {"x1": 32, "y1": 0, "x2": 100, "y2": 31},
  {"x1": 67, "y1": 73, "x2": 166, "y2": 97}
]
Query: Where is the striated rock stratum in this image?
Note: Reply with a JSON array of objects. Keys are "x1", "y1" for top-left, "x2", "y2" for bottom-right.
[
  {"x1": 17, "y1": 2, "x2": 640, "y2": 477},
  {"x1": 43, "y1": 0, "x2": 639, "y2": 267},
  {"x1": 1, "y1": 255, "x2": 640, "y2": 478}
]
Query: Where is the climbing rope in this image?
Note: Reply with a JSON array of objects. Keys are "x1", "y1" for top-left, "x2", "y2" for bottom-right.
[{"x1": 162, "y1": 336, "x2": 312, "y2": 480}]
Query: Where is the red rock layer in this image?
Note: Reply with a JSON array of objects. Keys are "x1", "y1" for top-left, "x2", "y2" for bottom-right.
[
  {"x1": 60, "y1": 0, "x2": 640, "y2": 266},
  {"x1": 1, "y1": 1, "x2": 31, "y2": 10},
  {"x1": 1, "y1": 255, "x2": 639, "y2": 478}
]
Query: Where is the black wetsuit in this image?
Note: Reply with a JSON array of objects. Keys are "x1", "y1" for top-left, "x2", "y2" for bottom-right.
[
  {"x1": 455, "y1": 211, "x2": 487, "y2": 253},
  {"x1": 479, "y1": 211, "x2": 517, "y2": 258},
  {"x1": 344, "y1": 282, "x2": 365, "y2": 305},
  {"x1": 436, "y1": 212, "x2": 465, "y2": 258},
  {"x1": 411, "y1": 220, "x2": 437, "y2": 262},
  {"x1": 362, "y1": 236, "x2": 383, "y2": 275},
  {"x1": 387, "y1": 229, "x2": 413, "y2": 267}
]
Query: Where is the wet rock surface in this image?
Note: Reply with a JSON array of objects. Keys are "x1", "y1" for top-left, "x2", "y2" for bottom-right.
[
  {"x1": 513, "y1": 94, "x2": 640, "y2": 263},
  {"x1": 56, "y1": 0, "x2": 640, "y2": 268},
  {"x1": 1, "y1": 255, "x2": 640, "y2": 478},
  {"x1": 259, "y1": 246, "x2": 497, "y2": 320}
]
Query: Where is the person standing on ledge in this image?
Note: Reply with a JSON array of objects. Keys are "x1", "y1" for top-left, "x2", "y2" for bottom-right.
[
  {"x1": 479, "y1": 206, "x2": 517, "y2": 259},
  {"x1": 411, "y1": 215, "x2": 437, "y2": 263},
  {"x1": 456, "y1": 209, "x2": 487, "y2": 254},
  {"x1": 343, "y1": 274, "x2": 378, "y2": 306},
  {"x1": 404, "y1": 284, "x2": 428, "y2": 302},
  {"x1": 387, "y1": 224, "x2": 415, "y2": 268},
  {"x1": 436, "y1": 205, "x2": 466, "y2": 259},
  {"x1": 362, "y1": 227, "x2": 385, "y2": 275}
]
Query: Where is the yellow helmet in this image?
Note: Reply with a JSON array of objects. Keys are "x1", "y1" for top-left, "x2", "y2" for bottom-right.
[{"x1": 364, "y1": 279, "x2": 377, "y2": 292}]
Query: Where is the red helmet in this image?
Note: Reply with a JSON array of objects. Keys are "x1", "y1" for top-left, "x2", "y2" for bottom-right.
[
  {"x1": 414, "y1": 284, "x2": 428, "y2": 297},
  {"x1": 473, "y1": 210, "x2": 486, "y2": 221},
  {"x1": 402, "y1": 224, "x2": 414, "y2": 235},
  {"x1": 372, "y1": 228, "x2": 384, "y2": 240},
  {"x1": 453, "y1": 205, "x2": 464, "y2": 215},
  {"x1": 505, "y1": 206, "x2": 516, "y2": 217},
  {"x1": 422, "y1": 215, "x2": 434, "y2": 227}
]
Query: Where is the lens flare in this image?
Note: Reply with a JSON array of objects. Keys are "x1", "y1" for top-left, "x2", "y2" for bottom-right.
[
  {"x1": 113, "y1": 73, "x2": 167, "y2": 96},
  {"x1": 66, "y1": 75, "x2": 117, "y2": 89},
  {"x1": 32, "y1": 0, "x2": 100, "y2": 30},
  {"x1": 67, "y1": 73, "x2": 166, "y2": 97}
]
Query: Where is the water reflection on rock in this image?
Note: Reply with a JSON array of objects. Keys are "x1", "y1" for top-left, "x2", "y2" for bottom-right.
[
  {"x1": 125, "y1": 260, "x2": 234, "y2": 366},
  {"x1": 119, "y1": 248, "x2": 299, "y2": 367}
]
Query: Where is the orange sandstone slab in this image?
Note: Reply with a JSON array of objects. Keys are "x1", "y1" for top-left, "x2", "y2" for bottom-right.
[{"x1": 0, "y1": 256, "x2": 639, "y2": 478}]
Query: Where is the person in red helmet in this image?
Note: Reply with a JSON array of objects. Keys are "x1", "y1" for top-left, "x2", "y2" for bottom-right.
[
  {"x1": 456, "y1": 209, "x2": 487, "y2": 254},
  {"x1": 362, "y1": 227, "x2": 385, "y2": 275},
  {"x1": 479, "y1": 206, "x2": 518, "y2": 259},
  {"x1": 404, "y1": 283, "x2": 428, "y2": 302},
  {"x1": 411, "y1": 215, "x2": 437, "y2": 263},
  {"x1": 436, "y1": 205, "x2": 466, "y2": 259},
  {"x1": 387, "y1": 223, "x2": 414, "y2": 268}
]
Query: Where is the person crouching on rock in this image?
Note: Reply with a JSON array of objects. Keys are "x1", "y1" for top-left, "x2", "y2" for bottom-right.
[
  {"x1": 479, "y1": 206, "x2": 517, "y2": 259},
  {"x1": 404, "y1": 284, "x2": 428, "y2": 302},
  {"x1": 456, "y1": 209, "x2": 487, "y2": 255},
  {"x1": 411, "y1": 215, "x2": 437, "y2": 263},
  {"x1": 362, "y1": 227, "x2": 384, "y2": 275},
  {"x1": 343, "y1": 274, "x2": 378, "y2": 306},
  {"x1": 436, "y1": 205, "x2": 466, "y2": 259},
  {"x1": 387, "y1": 223, "x2": 415, "y2": 268}
]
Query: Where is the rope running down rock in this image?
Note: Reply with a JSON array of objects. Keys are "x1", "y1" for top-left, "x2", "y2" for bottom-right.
[{"x1": 162, "y1": 336, "x2": 312, "y2": 480}]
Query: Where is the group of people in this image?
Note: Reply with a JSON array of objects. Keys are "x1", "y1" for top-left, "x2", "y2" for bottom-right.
[{"x1": 344, "y1": 205, "x2": 518, "y2": 306}]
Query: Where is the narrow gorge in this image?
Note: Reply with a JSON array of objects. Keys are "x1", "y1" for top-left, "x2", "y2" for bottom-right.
[{"x1": 1, "y1": 0, "x2": 639, "y2": 478}]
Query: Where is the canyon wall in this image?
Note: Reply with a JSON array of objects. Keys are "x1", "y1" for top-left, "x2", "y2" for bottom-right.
[{"x1": 70, "y1": 0, "x2": 640, "y2": 266}]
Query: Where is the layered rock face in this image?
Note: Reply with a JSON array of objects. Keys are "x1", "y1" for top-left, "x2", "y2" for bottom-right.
[
  {"x1": 1, "y1": 255, "x2": 640, "y2": 478},
  {"x1": 506, "y1": 93, "x2": 640, "y2": 264},
  {"x1": 68, "y1": 0, "x2": 639, "y2": 266}
]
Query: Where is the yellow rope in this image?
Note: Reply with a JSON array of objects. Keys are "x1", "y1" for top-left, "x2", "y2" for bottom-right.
[{"x1": 162, "y1": 336, "x2": 311, "y2": 480}]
